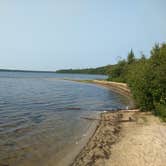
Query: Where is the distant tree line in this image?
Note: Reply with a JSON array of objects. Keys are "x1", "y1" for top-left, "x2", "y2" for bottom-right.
[
  {"x1": 56, "y1": 65, "x2": 112, "y2": 75},
  {"x1": 108, "y1": 43, "x2": 166, "y2": 121}
]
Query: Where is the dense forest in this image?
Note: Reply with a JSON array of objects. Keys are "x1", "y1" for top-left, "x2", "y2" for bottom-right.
[
  {"x1": 56, "y1": 65, "x2": 112, "y2": 75},
  {"x1": 108, "y1": 43, "x2": 166, "y2": 121}
]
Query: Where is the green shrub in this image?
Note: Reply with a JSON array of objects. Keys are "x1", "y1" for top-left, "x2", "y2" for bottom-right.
[{"x1": 108, "y1": 43, "x2": 166, "y2": 120}]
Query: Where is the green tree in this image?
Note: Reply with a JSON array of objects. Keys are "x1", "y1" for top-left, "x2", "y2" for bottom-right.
[
  {"x1": 140, "y1": 53, "x2": 146, "y2": 62},
  {"x1": 108, "y1": 60, "x2": 127, "y2": 82},
  {"x1": 127, "y1": 49, "x2": 135, "y2": 64},
  {"x1": 149, "y1": 43, "x2": 166, "y2": 119}
]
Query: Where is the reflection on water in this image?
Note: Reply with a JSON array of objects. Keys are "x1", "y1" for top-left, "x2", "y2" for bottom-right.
[{"x1": 0, "y1": 72, "x2": 130, "y2": 166}]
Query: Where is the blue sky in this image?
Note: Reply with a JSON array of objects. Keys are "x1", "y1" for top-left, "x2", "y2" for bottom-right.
[{"x1": 0, "y1": 0, "x2": 166, "y2": 71}]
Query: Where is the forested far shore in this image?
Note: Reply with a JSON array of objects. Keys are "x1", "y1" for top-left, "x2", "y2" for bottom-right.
[{"x1": 56, "y1": 65, "x2": 113, "y2": 75}]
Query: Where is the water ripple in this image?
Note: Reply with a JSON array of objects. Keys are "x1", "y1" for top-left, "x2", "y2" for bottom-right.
[{"x1": 0, "y1": 72, "x2": 129, "y2": 166}]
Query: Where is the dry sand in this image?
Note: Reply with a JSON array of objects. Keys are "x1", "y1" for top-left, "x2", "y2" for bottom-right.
[
  {"x1": 106, "y1": 111, "x2": 166, "y2": 166},
  {"x1": 71, "y1": 110, "x2": 166, "y2": 166}
]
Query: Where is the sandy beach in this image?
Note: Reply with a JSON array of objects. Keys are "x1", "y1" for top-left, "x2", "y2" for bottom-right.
[
  {"x1": 106, "y1": 110, "x2": 166, "y2": 166},
  {"x1": 71, "y1": 80, "x2": 166, "y2": 166},
  {"x1": 71, "y1": 109, "x2": 166, "y2": 166}
]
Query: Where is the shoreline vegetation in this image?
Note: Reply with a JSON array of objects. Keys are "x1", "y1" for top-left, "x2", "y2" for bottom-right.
[
  {"x1": 70, "y1": 80, "x2": 166, "y2": 166},
  {"x1": 59, "y1": 43, "x2": 166, "y2": 122}
]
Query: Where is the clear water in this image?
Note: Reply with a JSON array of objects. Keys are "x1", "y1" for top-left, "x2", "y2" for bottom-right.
[{"x1": 0, "y1": 71, "x2": 130, "y2": 166}]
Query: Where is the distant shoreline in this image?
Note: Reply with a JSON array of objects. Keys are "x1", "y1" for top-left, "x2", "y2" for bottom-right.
[
  {"x1": 0, "y1": 70, "x2": 107, "y2": 76},
  {"x1": 0, "y1": 69, "x2": 56, "y2": 73}
]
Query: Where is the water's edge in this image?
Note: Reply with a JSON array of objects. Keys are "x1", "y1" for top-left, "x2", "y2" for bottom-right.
[
  {"x1": 66, "y1": 80, "x2": 133, "y2": 166},
  {"x1": 56, "y1": 114, "x2": 100, "y2": 166}
]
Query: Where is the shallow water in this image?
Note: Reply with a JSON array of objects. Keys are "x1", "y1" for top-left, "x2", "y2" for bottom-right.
[{"x1": 0, "y1": 71, "x2": 130, "y2": 166}]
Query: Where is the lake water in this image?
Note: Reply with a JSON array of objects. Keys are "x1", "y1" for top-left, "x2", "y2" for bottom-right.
[{"x1": 0, "y1": 71, "x2": 130, "y2": 166}]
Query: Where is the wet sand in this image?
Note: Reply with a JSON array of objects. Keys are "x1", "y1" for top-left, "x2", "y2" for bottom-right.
[{"x1": 71, "y1": 110, "x2": 122, "y2": 166}]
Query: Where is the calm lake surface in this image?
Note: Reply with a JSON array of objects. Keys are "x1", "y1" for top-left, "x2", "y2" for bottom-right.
[{"x1": 0, "y1": 71, "x2": 130, "y2": 166}]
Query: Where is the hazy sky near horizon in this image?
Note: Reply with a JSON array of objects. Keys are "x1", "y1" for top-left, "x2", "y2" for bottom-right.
[{"x1": 0, "y1": 0, "x2": 166, "y2": 71}]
